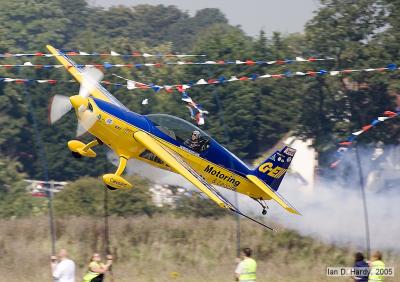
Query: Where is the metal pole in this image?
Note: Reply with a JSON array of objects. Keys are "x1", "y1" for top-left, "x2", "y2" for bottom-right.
[
  {"x1": 49, "y1": 181, "x2": 56, "y2": 255},
  {"x1": 213, "y1": 88, "x2": 241, "y2": 257},
  {"x1": 104, "y1": 187, "x2": 115, "y2": 282},
  {"x1": 354, "y1": 143, "x2": 371, "y2": 258},
  {"x1": 24, "y1": 85, "x2": 56, "y2": 255},
  {"x1": 234, "y1": 187, "x2": 241, "y2": 257},
  {"x1": 104, "y1": 187, "x2": 110, "y2": 253}
]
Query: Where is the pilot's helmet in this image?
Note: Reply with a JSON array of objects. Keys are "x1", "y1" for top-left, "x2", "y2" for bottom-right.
[{"x1": 192, "y1": 130, "x2": 201, "y2": 139}]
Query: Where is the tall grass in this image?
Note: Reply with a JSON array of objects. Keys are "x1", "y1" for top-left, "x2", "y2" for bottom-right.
[{"x1": 0, "y1": 216, "x2": 398, "y2": 282}]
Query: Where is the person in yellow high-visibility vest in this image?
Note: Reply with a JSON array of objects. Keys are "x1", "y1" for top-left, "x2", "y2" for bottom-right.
[
  {"x1": 235, "y1": 248, "x2": 257, "y2": 282},
  {"x1": 368, "y1": 251, "x2": 385, "y2": 282},
  {"x1": 83, "y1": 253, "x2": 112, "y2": 282}
]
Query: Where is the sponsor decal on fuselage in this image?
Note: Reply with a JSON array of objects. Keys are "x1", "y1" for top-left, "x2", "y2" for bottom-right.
[{"x1": 203, "y1": 165, "x2": 241, "y2": 189}]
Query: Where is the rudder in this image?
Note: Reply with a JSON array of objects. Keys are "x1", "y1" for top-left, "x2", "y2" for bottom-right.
[{"x1": 253, "y1": 146, "x2": 296, "y2": 191}]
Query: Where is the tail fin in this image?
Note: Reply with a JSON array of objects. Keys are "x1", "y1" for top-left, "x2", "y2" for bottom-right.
[
  {"x1": 253, "y1": 146, "x2": 296, "y2": 191},
  {"x1": 247, "y1": 146, "x2": 300, "y2": 215}
]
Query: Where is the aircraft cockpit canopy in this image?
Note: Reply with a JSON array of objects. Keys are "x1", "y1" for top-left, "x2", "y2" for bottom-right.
[{"x1": 146, "y1": 114, "x2": 211, "y2": 153}]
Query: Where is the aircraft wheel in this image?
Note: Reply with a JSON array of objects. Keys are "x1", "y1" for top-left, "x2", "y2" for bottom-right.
[
  {"x1": 106, "y1": 185, "x2": 117, "y2": 191},
  {"x1": 262, "y1": 209, "x2": 267, "y2": 215},
  {"x1": 71, "y1": 151, "x2": 82, "y2": 159}
]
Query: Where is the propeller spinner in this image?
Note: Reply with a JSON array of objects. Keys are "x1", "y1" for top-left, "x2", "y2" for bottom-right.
[{"x1": 48, "y1": 67, "x2": 104, "y2": 136}]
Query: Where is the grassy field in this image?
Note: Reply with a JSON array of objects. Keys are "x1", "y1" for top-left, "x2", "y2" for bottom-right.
[{"x1": 0, "y1": 215, "x2": 398, "y2": 282}]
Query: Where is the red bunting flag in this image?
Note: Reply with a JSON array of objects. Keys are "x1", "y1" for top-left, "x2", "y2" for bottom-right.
[
  {"x1": 331, "y1": 109, "x2": 399, "y2": 168},
  {"x1": 384, "y1": 111, "x2": 397, "y2": 117},
  {"x1": 362, "y1": 125, "x2": 373, "y2": 131}
]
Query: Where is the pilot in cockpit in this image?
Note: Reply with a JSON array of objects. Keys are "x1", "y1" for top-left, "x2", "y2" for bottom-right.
[{"x1": 184, "y1": 130, "x2": 209, "y2": 153}]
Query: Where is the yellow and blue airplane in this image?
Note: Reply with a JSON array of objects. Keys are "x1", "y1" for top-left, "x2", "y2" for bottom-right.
[{"x1": 47, "y1": 45, "x2": 300, "y2": 229}]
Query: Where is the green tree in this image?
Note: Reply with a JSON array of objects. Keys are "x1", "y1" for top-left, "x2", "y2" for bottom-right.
[
  {"x1": 174, "y1": 193, "x2": 226, "y2": 218},
  {"x1": 0, "y1": 1, "x2": 237, "y2": 181},
  {"x1": 0, "y1": 158, "x2": 34, "y2": 217},
  {"x1": 166, "y1": 8, "x2": 228, "y2": 51},
  {"x1": 1, "y1": 0, "x2": 398, "y2": 183},
  {"x1": 185, "y1": 24, "x2": 260, "y2": 158},
  {"x1": 54, "y1": 176, "x2": 157, "y2": 217},
  {"x1": 297, "y1": 0, "x2": 398, "y2": 168}
]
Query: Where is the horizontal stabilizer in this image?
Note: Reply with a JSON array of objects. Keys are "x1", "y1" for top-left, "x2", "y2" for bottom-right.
[{"x1": 247, "y1": 174, "x2": 301, "y2": 215}]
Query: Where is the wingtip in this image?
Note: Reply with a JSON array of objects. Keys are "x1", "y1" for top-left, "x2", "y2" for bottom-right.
[{"x1": 287, "y1": 207, "x2": 302, "y2": 216}]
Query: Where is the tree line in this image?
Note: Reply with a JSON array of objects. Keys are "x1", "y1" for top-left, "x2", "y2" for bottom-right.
[{"x1": 0, "y1": 0, "x2": 399, "y2": 217}]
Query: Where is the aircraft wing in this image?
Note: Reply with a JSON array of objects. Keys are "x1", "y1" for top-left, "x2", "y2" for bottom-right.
[
  {"x1": 46, "y1": 45, "x2": 128, "y2": 110},
  {"x1": 134, "y1": 131, "x2": 275, "y2": 230},
  {"x1": 134, "y1": 131, "x2": 229, "y2": 208}
]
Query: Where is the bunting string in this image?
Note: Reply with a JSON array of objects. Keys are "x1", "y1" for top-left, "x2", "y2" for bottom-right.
[
  {"x1": 111, "y1": 63, "x2": 400, "y2": 93},
  {"x1": 2, "y1": 63, "x2": 399, "y2": 126},
  {"x1": 0, "y1": 77, "x2": 75, "y2": 84},
  {"x1": 1, "y1": 63, "x2": 399, "y2": 90},
  {"x1": 0, "y1": 57, "x2": 333, "y2": 70},
  {"x1": 0, "y1": 77, "x2": 209, "y2": 125},
  {"x1": 0, "y1": 51, "x2": 206, "y2": 58},
  {"x1": 330, "y1": 110, "x2": 400, "y2": 168}
]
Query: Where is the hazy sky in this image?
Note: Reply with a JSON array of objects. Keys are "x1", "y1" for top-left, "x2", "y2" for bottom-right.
[{"x1": 92, "y1": 0, "x2": 318, "y2": 37}]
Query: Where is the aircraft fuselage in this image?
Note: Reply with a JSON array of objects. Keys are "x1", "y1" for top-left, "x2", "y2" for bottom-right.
[{"x1": 83, "y1": 97, "x2": 269, "y2": 199}]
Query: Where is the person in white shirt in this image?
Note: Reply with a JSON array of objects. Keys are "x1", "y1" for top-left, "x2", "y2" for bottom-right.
[{"x1": 50, "y1": 249, "x2": 76, "y2": 282}]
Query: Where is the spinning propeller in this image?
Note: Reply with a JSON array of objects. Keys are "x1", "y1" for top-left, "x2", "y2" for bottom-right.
[{"x1": 49, "y1": 67, "x2": 104, "y2": 136}]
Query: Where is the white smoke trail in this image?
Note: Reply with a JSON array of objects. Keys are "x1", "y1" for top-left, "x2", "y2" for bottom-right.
[
  {"x1": 216, "y1": 175, "x2": 400, "y2": 251},
  {"x1": 274, "y1": 177, "x2": 400, "y2": 250},
  {"x1": 107, "y1": 145, "x2": 400, "y2": 250},
  {"x1": 232, "y1": 144, "x2": 400, "y2": 250}
]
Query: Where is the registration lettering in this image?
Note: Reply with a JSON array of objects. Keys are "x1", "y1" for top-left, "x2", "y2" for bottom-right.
[{"x1": 258, "y1": 162, "x2": 286, "y2": 178}]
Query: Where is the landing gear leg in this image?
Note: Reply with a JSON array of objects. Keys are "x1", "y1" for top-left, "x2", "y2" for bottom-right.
[
  {"x1": 115, "y1": 156, "x2": 127, "y2": 176},
  {"x1": 254, "y1": 198, "x2": 269, "y2": 215},
  {"x1": 103, "y1": 156, "x2": 133, "y2": 190},
  {"x1": 82, "y1": 139, "x2": 101, "y2": 151}
]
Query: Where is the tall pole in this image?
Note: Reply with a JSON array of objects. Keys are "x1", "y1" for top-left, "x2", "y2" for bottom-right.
[
  {"x1": 104, "y1": 187, "x2": 110, "y2": 254},
  {"x1": 24, "y1": 85, "x2": 56, "y2": 255},
  {"x1": 48, "y1": 181, "x2": 56, "y2": 255},
  {"x1": 354, "y1": 143, "x2": 371, "y2": 258},
  {"x1": 233, "y1": 183, "x2": 241, "y2": 257},
  {"x1": 104, "y1": 187, "x2": 115, "y2": 282},
  {"x1": 213, "y1": 88, "x2": 241, "y2": 257}
]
